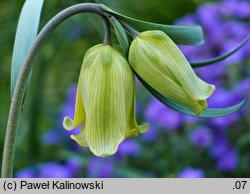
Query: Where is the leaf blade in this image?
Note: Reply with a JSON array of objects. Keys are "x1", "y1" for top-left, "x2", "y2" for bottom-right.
[
  {"x1": 137, "y1": 74, "x2": 246, "y2": 118},
  {"x1": 101, "y1": 4, "x2": 204, "y2": 45},
  {"x1": 11, "y1": 0, "x2": 44, "y2": 97},
  {"x1": 190, "y1": 34, "x2": 250, "y2": 68},
  {"x1": 109, "y1": 16, "x2": 130, "y2": 55}
]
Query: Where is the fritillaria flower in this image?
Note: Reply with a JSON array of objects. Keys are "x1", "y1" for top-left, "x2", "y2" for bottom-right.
[
  {"x1": 129, "y1": 30, "x2": 215, "y2": 115},
  {"x1": 63, "y1": 44, "x2": 148, "y2": 157}
]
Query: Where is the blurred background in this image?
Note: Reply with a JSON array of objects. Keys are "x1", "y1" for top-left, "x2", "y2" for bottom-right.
[{"x1": 0, "y1": 0, "x2": 250, "y2": 178}]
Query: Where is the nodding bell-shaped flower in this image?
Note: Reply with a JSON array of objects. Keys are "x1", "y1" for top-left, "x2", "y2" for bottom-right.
[
  {"x1": 129, "y1": 30, "x2": 215, "y2": 115},
  {"x1": 63, "y1": 44, "x2": 148, "y2": 157}
]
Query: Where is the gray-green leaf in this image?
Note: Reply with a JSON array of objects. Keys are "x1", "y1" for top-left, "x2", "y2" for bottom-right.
[
  {"x1": 11, "y1": 0, "x2": 44, "y2": 97},
  {"x1": 101, "y1": 4, "x2": 204, "y2": 45},
  {"x1": 191, "y1": 34, "x2": 250, "y2": 68},
  {"x1": 137, "y1": 74, "x2": 246, "y2": 118},
  {"x1": 109, "y1": 16, "x2": 130, "y2": 56}
]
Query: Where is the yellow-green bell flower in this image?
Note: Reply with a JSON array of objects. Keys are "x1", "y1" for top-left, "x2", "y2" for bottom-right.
[
  {"x1": 129, "y1": 30, "x2": 215, "y2": 115},
  {"x1": 63, "y1": 44, "x2": 148, "y2": 157}
]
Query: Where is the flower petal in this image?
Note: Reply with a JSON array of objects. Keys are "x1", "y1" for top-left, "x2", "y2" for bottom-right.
[
  {"x1": 129, "y1": 30, "x2": 215, "y2": 115},
  {"x1": 125, "y1": 84, "x2": 149, "y2": 138},
  {"x1": 63, "y1": 85, "x2": 86, "y2": 130},
  {"x1": 138, "y1": 30, "x2": 215, "y2": 101},
  {"x1": 70, "y1": 128, "x2": 88, "y2": 147},
  {"x1": 130, "y1": 43, "x2": 204, "y2": 114},
  {"x1": 79, "y1": 45, "x2": 132, "y2": 157}
]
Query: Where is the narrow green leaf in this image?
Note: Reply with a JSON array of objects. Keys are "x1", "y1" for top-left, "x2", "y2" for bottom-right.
[
  {"x1": 191, "y1": 34, "x2": 250, "y2": 68},
  {"x1": 101, "y1": 4, "x2": 204, "y2": 45},
  {"x1": 137, "y1": 74, "x2": 246, "y2": 118},
  {"x1": 109, "y1": 16, "x2": 130, "y2": 55},
  {"x1": 11, "y1": 0, "x2": 44, "y2": 97}
]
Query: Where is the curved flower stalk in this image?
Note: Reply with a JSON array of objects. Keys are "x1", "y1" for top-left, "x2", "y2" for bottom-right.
[
  {"x1": 63, "y1": 45, "x2": 148, "y2": 157},
  {"x1": 129, "y1": 30, "x2": 215, "y2": 115}
]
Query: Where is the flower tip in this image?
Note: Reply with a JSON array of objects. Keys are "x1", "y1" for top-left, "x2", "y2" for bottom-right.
[
  {"x1": 140, "y1": 123, "x2": 149, "y2": 133},
  {"x1": 70, "y1": 134, "x2": 84, "y2": 147},
  {"x1": 90, "y1": 146, "x2": 119, "y2": 158},
  {"x1": 63, "y1": 117, "x2": 74, "y2": 131},
  {"x1": 203, "y1": 83, "x2": 216, "y2": 100},
  {"x1": 194, "y1": 109, "x2": 203, "y2": 116},
  {"x1": 195, "y1": 84, "x2": 216, "y2": 116},
  {"x1": 211, "y1": 84, "x2": 216, "y2": 95}
]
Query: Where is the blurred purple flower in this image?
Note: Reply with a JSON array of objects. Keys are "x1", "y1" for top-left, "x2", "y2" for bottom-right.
[
  {"x1": 206, "y1": 88, "x2": 241, "y2": 130},
  {"x1": 222, "y1": 40, "x2": 247, "y2": 64},
  {"x1": 189, "y1": 126, "x2": 213, "y2": 147},
  {"x1": 177, "y1": 0, "x2": 250, "y2": 83},
  {"x1": 66, "y1": 157, "x2": 82, "y2": 177},
  {"x1": 116, "y1": 139, "x2": 140, "y2": 157},
  {"x1": 183, "y1": 114, "x2": 200, "y2": 124},
  {"x1": 196, "y1": 64, "x2": 227, "y2": 83},
  {"x1": 208, "y1": 114, "x2": 239, "y2": 131},
  {"x1": 216, "y1": 148, "x2": 238, "y2": 172},
  {"x1": 145, "y1": 98, "x2": 162, "y2": 121},
  {"x1": 197, "y1": 3, "x2": 221, "y2": 29},
  {"x1": 39, "y1": 162, "x2": 74, "y2": 178},
  {"x1": 209, "y1": 134, "x2": 239, "y2": 172},
  {"x1": 145, "y1": 98, "x2": 183, "y2": 131},
  {"x1": 234, "y1": 78, "x2": 250, "y2": 96},
  {"x1": 209, "y1": 136, "x2": 229, "y2": 159},
  {"x1": 223, "y1": 21, "x2": 249, "y2": 41},
  {"x1": 208, "y1": 88, "x2": 232, "y2": 108},
  {"x1": 158, "y1": 108, "x2": 183, "y2": 131},
  {"x1": 142, "y1": 125, "x2": 160, "y2": 142},
  {"x1": 234, "y1": 78, "x2": 250, "y2": 112},
  {"x1": 15, "y1": 167, "x2": 37, "y2": 178},
  {"x1": 234, "y1": 1, "x2": 250, "y2": 19},
  {"x1": 87, "y1": 157, "x2": 113, "y2": 178},
  {"x1": 219, "y1": 0, "x2": 250, "y2": 19},
  {"x1": 177, "y1": 167, "x2": 205, "y2": 178},
  {"x1": 15, "y1": 160, "x2": 79, "y2": 178}
]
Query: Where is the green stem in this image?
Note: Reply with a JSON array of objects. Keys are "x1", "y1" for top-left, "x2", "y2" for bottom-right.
[
  {"x1": 102, "y1": 16, "x2": 111, "y2": 45},
  {"x1": 118, "y1": 19, "x2": 139, "y2": 38},
  {"x1": 1, "y1": 3, "x2": 110, "y2": 178}
]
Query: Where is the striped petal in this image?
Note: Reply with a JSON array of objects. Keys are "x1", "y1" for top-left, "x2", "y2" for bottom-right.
[
  {"x1": 129, "y1": 30, "x2": 215, "y2": 115},
  {"x1": 70, "y1": 128, "x2": 88, "y2": 147},
  {"x1": 125, "y1": 84, "x2": 149, "y2": 138},
  {"x1": 77, "y1": 44, "x2": 147, "y2": 157},
  {"x1": 63, "y1": 44, "x2": 147, "y2": 157},
  {"x1": 63, "y1": 84, "x2": 86, "y2": 131}
]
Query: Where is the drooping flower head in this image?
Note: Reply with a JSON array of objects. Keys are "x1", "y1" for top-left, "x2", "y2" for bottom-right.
[
  {"x1": 63, "y1": 44, "x2": 148, "y2": 157},
  {"x1": 129, "y1": 30, "x2": 215, "y2": 115}
]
